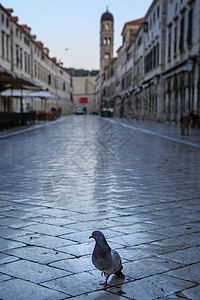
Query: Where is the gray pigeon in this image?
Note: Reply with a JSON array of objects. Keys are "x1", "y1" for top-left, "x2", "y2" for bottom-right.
[{"x1": 89, "y1": 230, "x2": 124, "y2": 287}]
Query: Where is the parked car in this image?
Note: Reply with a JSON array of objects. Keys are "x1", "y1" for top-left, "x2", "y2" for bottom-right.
[{"x1": 76, "y1": 106, "x2": 83, "y2": 115}]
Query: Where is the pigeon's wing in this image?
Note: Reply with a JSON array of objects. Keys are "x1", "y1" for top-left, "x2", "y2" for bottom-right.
[{"x1": 111, "y1": 249, "x2": 123, "y2": 273}]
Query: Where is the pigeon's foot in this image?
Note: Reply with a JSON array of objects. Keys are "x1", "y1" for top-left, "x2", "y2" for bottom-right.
[
  {"x1": 100, "y1": 281, "x2": 111, "y2": 288},
  {"x1": 100, "y1": 277, "x2": 110, "y2": 287},
  {"x1": 101, "y1": 271, "x2": 106, "y2": 277}
]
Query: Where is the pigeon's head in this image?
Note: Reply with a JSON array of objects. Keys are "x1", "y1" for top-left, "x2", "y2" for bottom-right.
[{"x1": 89, "y1": 231, "x2": 106, "y2": 243}]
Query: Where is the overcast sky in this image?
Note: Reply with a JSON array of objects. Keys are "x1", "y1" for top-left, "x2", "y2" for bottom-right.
[{"x1": 2, "y1": 0, "x2": 152, "y2": 70}]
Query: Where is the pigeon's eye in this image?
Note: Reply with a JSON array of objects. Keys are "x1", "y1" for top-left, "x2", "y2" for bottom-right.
[{"x1": 93, "y1": 233, "x2": 96, "y2": 236}]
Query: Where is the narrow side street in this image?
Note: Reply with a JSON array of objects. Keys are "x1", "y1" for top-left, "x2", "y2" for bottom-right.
[{"x1": 0, "y1": 115, "x2": 199, "y2": 300}]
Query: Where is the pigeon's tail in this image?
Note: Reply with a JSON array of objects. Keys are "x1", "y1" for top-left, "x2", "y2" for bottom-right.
[{"x1": 114, "y1": 270, "x2": 125, "y2": 278}]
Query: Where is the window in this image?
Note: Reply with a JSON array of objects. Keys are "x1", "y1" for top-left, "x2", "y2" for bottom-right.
[
  {"x1": 106, "y1": 23, "x2": 109, "y2": 29},
  {"x1": 143, "y1": 22, "x2": 148, "y2": 32},
  {"x1": 157, "y1": 43, "x2": 159, "y2": 66},
  {"x1": 34, "y1": 61, "x2": 37, "y2": 77},
  {"x1": 153, "y1": 45, "x2": 156, "y2": 68},
  {"x1": 174, "y1": 24, "x2": 177, "y2": 55},
  {"x1": 63, "y1": 82, "x2": 65, "y2": 91},
  {"x1": 6, "y1": 17, "x2": 9, "y2": 27},
  {"x1": 24, "y1": 52, "x2": 27, "y2": 72},
  {"x1": 2, "y1": 32, "x2": 5, "y2": 58},
  {"x1": 168, "y1": 30, "x2": 171, "y2": 59},
  {"x1": 157, "y1": 5, "x2": 160, "y2": 19},
  {"x1": 103, "y1": 38, "x2": 107, "y2": 44},
  {"x1": 179, "y1": 16, "x2": 185, "y2": 52},
  {"x1": 48, "y1": 74, "x2": 51, "y2": 85},
  {"x1": 20, "y1": 48, "x2": 23, "y2": 69},
  {"x1": 187, "y1": 8, "x2": 193, "y2": 46},
  {"x1": 6, "y1": 35, "x2": 9, "y2": 61},
  {"x1": 108, "y1": 37, "x2": 111, "y2": 45},
  {"x1": 16, "y1": 46, "x2": 20, "y2": 67},
  {"x1": 153, "y1": 12, "x2": 156, "y2": 24},
  {"x1": 1, "y1": 13, "x2": 4, "y2": 24},
  {"x1": 104, "y1": 53, "x2": 110, "y2": 59},
  {"x1": 28, "y1": 55, "x2": 30, "y2": 74}
]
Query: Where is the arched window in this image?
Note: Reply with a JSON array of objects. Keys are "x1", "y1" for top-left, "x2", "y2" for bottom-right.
[
  {"x1": 108, "y1": 38, "x2": 111, "y2": 45},
  {"x1": 104, "y1": 53, "x2": 110, "y2": 59},
  {"x1": 106, "y1": 23, "x2": 109, "y2": 29},
  {"x1": 104, "y1": 38, "x2": 107, "y2": 44}
]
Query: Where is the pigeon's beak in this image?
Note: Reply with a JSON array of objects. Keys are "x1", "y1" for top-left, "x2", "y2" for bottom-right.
[{"x1": 89, "y1": 235, "x2": 93, "y2": 239}]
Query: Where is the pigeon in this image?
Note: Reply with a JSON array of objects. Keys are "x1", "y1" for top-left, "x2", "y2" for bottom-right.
[{"x1": 89, "y1": 230, "x2": 124, "y2": 287}]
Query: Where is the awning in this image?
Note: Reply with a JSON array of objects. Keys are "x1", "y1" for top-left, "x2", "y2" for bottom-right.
[
  {"x1": 0, "y1": 67, "x2": 47, "y2": 92},
  {"x1": 1, "y1": 89, "x2": 31, "y2": 97}
]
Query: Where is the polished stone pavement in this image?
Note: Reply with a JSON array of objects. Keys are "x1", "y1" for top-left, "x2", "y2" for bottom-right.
[{"x1": 0, "y1": 115, "x2": 199, "y2": 299}]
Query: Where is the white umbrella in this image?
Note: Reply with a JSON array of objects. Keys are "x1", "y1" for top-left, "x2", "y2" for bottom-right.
[
  {"x1": 29, "y1": 91, "x2": 59, "y2": 112},
  {"x1": 29, "y1": 91, "x2": 58, "y2": 99}
]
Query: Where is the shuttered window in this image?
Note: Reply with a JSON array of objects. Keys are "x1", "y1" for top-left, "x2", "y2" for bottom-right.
[
  {"x1": 187, "y1": 8, "x2": 193, "y2": 46},
  {"x1": 179, "y1": 16, "x2": 185, "y2": 52}
]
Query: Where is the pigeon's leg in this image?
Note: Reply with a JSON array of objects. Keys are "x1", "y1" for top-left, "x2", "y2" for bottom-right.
[{"x1": 100, "y1": 276, "x2": 110, "y2": 287}]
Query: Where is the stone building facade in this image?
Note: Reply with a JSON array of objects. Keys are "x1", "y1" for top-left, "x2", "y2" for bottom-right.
[
  {"x1": 163, "y1": 0, "x2": 200, "y2": 122},
  {"x1": 100, "y1": 0, "x2": 200, "y2": 123},
  {"x1": 72, "y1": 76, "x2": 96, "y2": 114},
  {"x1": 0, "y1": 4, "x2": 73, "y2": 114}
]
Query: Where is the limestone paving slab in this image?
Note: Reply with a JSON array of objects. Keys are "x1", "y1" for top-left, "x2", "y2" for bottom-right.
[
  {"x1": 159, "y1": 245, "x2": 200, "y2": 265},
  {"x1": 13, "y1": 233, "x2": 77, "y2": 248},
  {"x1": 0, "y1": 278, "x2": 69, "y2": 300},
  {"x1": 0, "y1": 226, "x2": 34, "y2": 238},
  {"x1": 118, "y1": 244, "x2": 161, "y2": 261},
  {"x1": 122, "y1": 257, "x2": 184, "y2": 280},
  {"x1": 66, "y1": 219, "x2": 120, "y2": 231},
  {"x1": 0, "y1": 217, "x2": 36, "y2": 228},
  {"x1": 35, "y1": 216, "x2": 76, "y2": 226},
  {"x1": 42, "y1": 270, "x2": 127, "y2": 297},
  {"x1": 152, "y1": 232, "x2": 200, "y2": 254},
  {"x1": 0, "y1": 253, "x2": 19, "y2": 265},
  {"x1": 108, "y1": 232, "x2": 164, "y2": 247},
  {"x1": 166, "y1": 263, "x2": 200, "y2": 284},
  {"x1": 67, "y1": 211, "x2": 120, "y2": 222},
  {"x1": 49, "y1": 256, "x2": 95, "y2": 273},
  {"x1": 61, "y1": 229, "x2": 123, "y2": 243},
  {"x1": 68, "y1": 289, "x2": 131, "y2": 300},
  {"x1": 56, "y1": 241, "x2": 124, "y2": 257},
  {"x1": 148, "y1": 223, "x2": 200, "y2": 238},
  {"x1": 32, "y1": 207, "x2": 79, "y2": 218},
  {"x1": 0, "y1": 237, "x2": 25, "y2": 251},
  {"x1": 0, "y1": 259, "x2": 70, "y2": 283},
  {"x1": 0, "y1": 209, "x2": 40, "y2": 219},
  {"x1": 109, "y1": 274, "x2": 195, "y2": 300},
  {"x1": 177, "y1": 285, "x2": 200, "y2": 300},
  {"x1": 0, "y1": 273, "x2": 11, "y2": 283},
  {"x1": 55, "y1": 242, "x2": 94, "y2": 257},
  {"x1": 4, "y1": 245, "x2": 73, "y2": 264},
  {"x1": 110, "y1": 222, "x2": 161, "y2": 234},
  {"x1": 41, "y1": 272, "x2": 103, "y2": 296},
  {"x1": 146, "y1": 215, "x2": 194, "y2": 226},
  {"x1": 23, "y1": 223, "x2": 76, "y2": 236}
]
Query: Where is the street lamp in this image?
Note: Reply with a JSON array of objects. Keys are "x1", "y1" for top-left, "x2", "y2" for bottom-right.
[
  {"x1": 153, "y1": 76, "x2": 158, "y2": 85},
  {"x1": 186, "y1": 58, "x2": 194, "y2": 72}
]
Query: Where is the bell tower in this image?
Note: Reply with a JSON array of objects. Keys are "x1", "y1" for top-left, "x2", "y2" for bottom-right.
[{"x1": 100, "y1": 8, "x2": 114, "y2": 75}]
